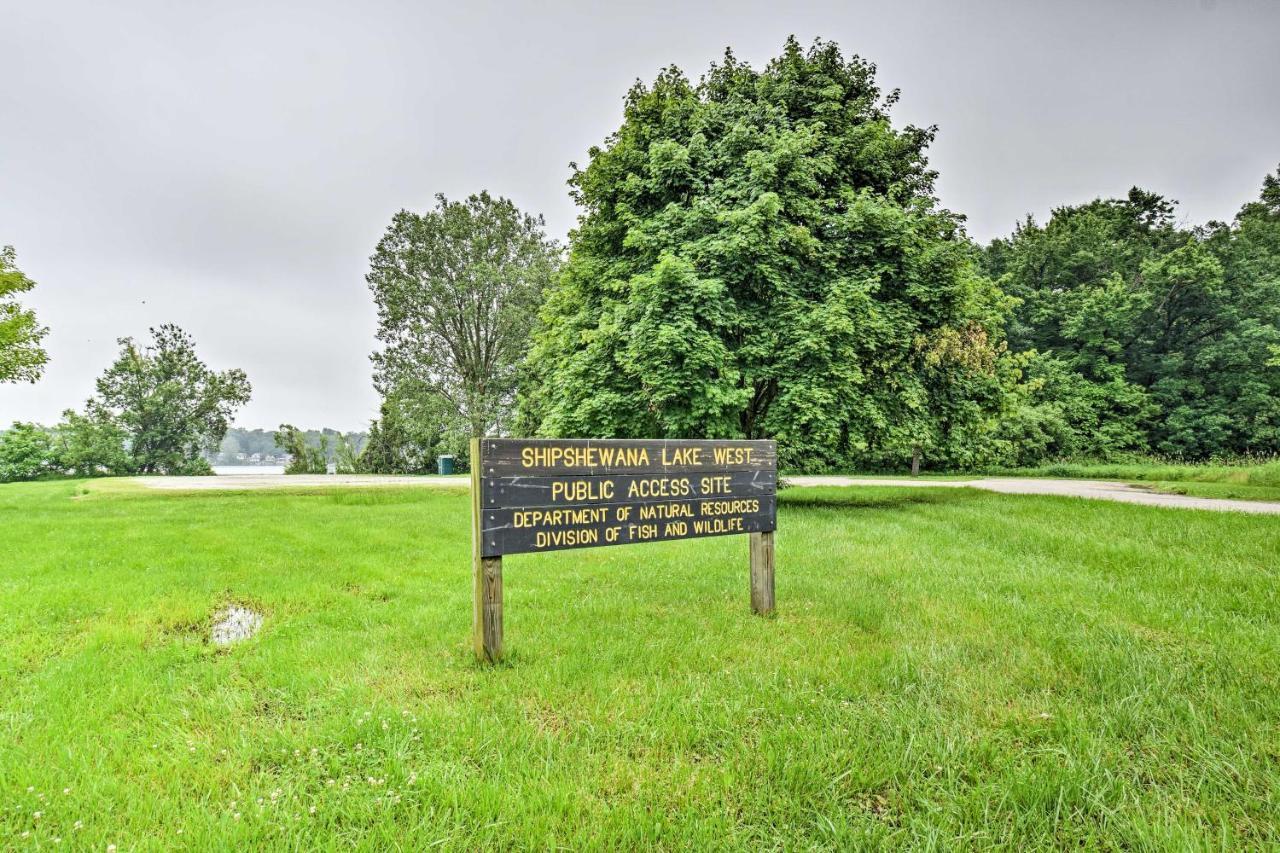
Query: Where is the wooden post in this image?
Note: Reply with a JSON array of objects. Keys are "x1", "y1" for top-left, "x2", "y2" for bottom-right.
[
  {"x1": 750, "y1": 530, "x2": 775, "y2": 616},
  {"x1": 471, "y1": 438, "x2": 503, "y2": 662}
]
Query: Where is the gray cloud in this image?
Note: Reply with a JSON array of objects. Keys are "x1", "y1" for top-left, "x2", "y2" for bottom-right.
[{"x1": 2, "y1": 0, "x2": 1277, "y2": 429}]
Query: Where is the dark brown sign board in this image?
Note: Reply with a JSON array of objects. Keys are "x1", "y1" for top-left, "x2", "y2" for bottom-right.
[{"x1": 470, "y1": 438, "x2": 777, "y2": 661}]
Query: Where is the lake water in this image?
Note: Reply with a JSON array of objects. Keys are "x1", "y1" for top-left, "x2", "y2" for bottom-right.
[{"x1": 212, "y1": 465, "x2": 287, "y2": 476}]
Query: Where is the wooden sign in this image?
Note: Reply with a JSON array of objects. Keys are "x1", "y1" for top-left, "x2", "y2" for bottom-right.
[{"x1": 470, "y1": 438, "x2": 777, "y2": 661}]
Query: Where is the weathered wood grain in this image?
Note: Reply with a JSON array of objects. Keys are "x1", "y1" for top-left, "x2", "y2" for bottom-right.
[
  {"x1": 471, "y1": 437, "x2": 504, "y2": 662},
  {"x1": 475, "y1": 556, "x2": 503, "y2": 661},
  {"x1": 479, "y1": 438, "x2": 776, "y2": 476},
  {"x1": 470, "y1": 437, "x2": 779, "y2": 658},
  {"x1": 482, "y1": 470, "x2": 776, "y2": 509},
  {"x1": 750, "y1": 530, "x2": 775, "y2": 616},
  {"x1": 480, "y1": 495, "x2": 776, "y2": 557}
]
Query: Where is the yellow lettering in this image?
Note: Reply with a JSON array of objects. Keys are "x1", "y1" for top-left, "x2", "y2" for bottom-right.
[
  {"x1": 700, "y1": 475, "x2": 731, "y2": 494},
  {"x1": 513, "y1": 507, "x2": 609, "y2": 528},
  {"x1": 662, "y1": 447, "x2": 704, "y2": 466},
  {"x1": 550, "y1": 479, "x2": 615, "y2": 502},
  {"x1": 534, "y1": 527, "x2": 600, "y2": 549},
  {"x1": 711, "y1": 446, "x2": 756, "y2": 465},
  {"x1": 626, "y1": 477, "x2": 691, "y2": 499},
  {"x1": 697, "y1": 499, "x2": 760, "y2": 516}
]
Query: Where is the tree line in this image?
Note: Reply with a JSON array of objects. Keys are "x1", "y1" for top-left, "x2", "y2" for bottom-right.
[
  {"x1": 4, "y1": 37, "x2": 1278, "y2": 480},
  {"x1": 0, "y1": 324, "x2": 251, "y2": 481},
  {"x1": 211, "y1": 427, "x2": 368, "y2": 469},
  {"x1": 363, "y1": 38, "x2": 1280, "y2": 473}
]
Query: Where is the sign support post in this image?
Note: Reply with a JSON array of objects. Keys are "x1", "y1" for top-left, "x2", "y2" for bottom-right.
[
  {"x1": 470, "y1": 438, "x2": 777, "y2": 663},
  {"x1": 750, "y1": 530, "x2": 775, "y2": 615},
  {"x1": 471, "y1": 438, "x2": 503, "y2": 662}
]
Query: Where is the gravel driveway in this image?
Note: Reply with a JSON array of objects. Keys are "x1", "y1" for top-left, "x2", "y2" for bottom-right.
[
  {"x1": 785, "y1": 476, "x2": 1280, "y2": 515},
  {"x1": 133, "y1": 471, "x2": 1280, "y2": 514}
]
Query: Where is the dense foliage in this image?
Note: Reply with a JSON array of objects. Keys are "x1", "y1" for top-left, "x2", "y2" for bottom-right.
[
  {"x1": 985, "y1": 169, "x2": 1280, "y2": 461},
  {"x1": 90, "y1": 325, "x2": 252, "y2": 474},
  {"x1": 7, "y1": 40, "x2": 1277, "y2": 476},
  {"x1": 0, "y1": 246, "x2": 48, "y2": 385},
  {"x1": 509, "y1": 40, "x2": 1280, "y2": 470},
  {"x1": 0, "y1": 422, "x2": 56, "y2": 482},
  {"x1": 520, "y1": 38, "x2": 1009, "y2": 470},
  {"x1": 0, "y1": 325, "x2": 251, "y2": 481},
  {"x1": 277, "y1": 424, "x2": 329, "y2": 474},
  {"x1": 360, "y1": 383, "x2": 469, "y2": 474},
  {"x1": 333, "y1": 432, "x2": 362, "y2": 474},
  {"x1": 53, "y1": 405, "x2": 133, "y2": 477},
  {"x1": 367, "y1": 192, "x2": 560, "y2": 440}
]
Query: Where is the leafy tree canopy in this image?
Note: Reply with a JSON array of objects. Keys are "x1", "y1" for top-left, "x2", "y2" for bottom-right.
[
  {"x1": 360, "y1": 381, "x2": 469, "y2": 474},
  {"x1": 277, "y1": 424, "x2": 328, "y2": 474},
  {"x1": 368, "y1": 192, "x2": 559, "y2": 439},
  {"x1": 985, "y1": 166, "x2": 1280, "y2": 459},
  {"x1": 53, "y1": 405, "x2": 133, "y2": 478},
  {"x1": 0, "y1": 422, "x2": 56, "y2": 482},
  {"x1": 90, "y1": 324, "x2": 252, "y2": 474},
  {"x1": 521, "y1": 37, "x2": 1007, "y2": 470},
  {"x1": 0, "y1": 246, "x2": 49, "y2": 385}
]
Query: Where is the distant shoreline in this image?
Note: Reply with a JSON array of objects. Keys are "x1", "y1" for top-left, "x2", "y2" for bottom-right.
[{"x1": 212, "y1": 465, "x2": 287, "y2": 476}]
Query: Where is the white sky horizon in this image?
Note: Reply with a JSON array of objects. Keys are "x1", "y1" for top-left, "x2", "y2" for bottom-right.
[{"x1": 2, "y1": 0, "x2": 1278, "y2": 431}]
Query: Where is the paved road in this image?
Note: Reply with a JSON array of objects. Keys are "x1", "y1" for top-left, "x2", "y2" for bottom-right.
[{"x1": 135, "y1": 472, "x2": 1280, "y2": 515}]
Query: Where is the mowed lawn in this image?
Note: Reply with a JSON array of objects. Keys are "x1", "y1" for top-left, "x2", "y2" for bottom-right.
[{"x1": 2, "y1": 481, "x2": 1279, "y2": 850}]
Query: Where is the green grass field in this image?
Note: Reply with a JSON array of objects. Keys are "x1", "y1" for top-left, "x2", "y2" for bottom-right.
[
  {"x1": 3, "y1": 480, "x2": 1279, "y2": 849},
  {"x1": 1136, "y1": 480, "x2": 1280, "y2": 502}
]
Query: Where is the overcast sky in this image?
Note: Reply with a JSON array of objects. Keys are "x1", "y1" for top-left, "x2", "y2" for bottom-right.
[{"x1": 2, "y1": 0, "x2": 1277, "y2": 431}]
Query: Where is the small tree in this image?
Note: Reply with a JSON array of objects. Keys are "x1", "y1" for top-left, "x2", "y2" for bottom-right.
[
  {"x1": 277, "y1": 424, "x2": 328, "y2": 474},
  {"x1": 54, "y1": 405, "x2": 132, "y2": 477},
  {"x1": 0, "y1": 247, "x2": 48, "y2": 385},
  {"x1": 334, "y1": 432, "x2": 362, "y2": 474},
  {"x1": 367, "y1": 192, "x2": 559, "y2": 438},
  {"x1": 89, "y1": 324, "x2": 252, "y2": 474},
  {"x1": 360, "y1": 386, "x2": 468, "y2": 474}
]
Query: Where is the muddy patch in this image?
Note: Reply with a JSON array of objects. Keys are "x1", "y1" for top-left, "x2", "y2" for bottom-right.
[{"x1": 211, "y1": 605, "x2": 263, "y2": 646}]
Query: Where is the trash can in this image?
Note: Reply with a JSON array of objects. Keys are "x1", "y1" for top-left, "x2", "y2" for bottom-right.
[{"x1": 437, "y1": 454, "x2": 455, "y2": 475}]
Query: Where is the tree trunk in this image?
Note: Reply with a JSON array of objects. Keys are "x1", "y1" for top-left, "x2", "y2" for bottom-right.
[{"x1": 911, "y1": 447, "x2": 921, "y2": 477}]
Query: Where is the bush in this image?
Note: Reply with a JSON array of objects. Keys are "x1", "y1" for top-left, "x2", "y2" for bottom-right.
[
  {"x1": 0, "y1": 422, "x2": 56, "y2": 482},
  {"x1": 53, "y1": 407, "x2": 133, "y2": 477},
  {"x1": 277, "y1": 424, "x2": 328, "y2": 474}
]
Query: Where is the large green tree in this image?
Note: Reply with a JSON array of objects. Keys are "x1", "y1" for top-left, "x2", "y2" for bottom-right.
[
  {"x1": 521, "y1": 38, "x2": 1007, "y2": 470},
  {"x1": 89, "y1": 324, "x2": 252, "y2": 474},
  {"x1": 367, "y1": 192, "x2": 559, "y2": 440},
  {"x1": 1190, "y1": 165, "x2": 1280, "y2": 456},
  {"x1": 0, "y1": 246, "x2": 49, "y2": 384}
]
